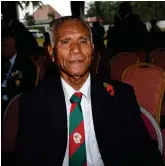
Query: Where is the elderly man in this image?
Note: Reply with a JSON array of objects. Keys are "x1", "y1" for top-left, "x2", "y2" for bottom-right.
[{"x1": 15, "y1": 16, "x2": 164, "y2": 166}]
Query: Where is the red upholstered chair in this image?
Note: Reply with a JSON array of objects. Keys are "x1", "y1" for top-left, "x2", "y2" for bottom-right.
[
  {"x1": 152, "y1": 54, "x2": 165, "y2": 116},
  {"x1": 116, "y1": 50, "x2": 146, "y2": 63},
  {"x1": 135, "y1": 50, "x2": 146, "y2": 62},
  {"x1": 122, "y1": 63, "x2": 165, "y2": 125},
  {"x1": 152, "y1": 53, "x2": 165, "y2": 71},
  {"x1": 140, "y1": 107, "x2": 163, "y2": 154},
  {"x1": 31, "y1": 59, "x2": 40, "y2": 86},
  {"x1": 32, "y1": 56, "x2": 46, "y2": 81},
  {"x1": 149, "y1": 48, "x2": 165, "y2": 63},
  {"x1": 111, "y1": 53, "x2": 139, "y2": 81},
  {"x1": 2, "y1": 93, "x2": 22, "y2": 152}
]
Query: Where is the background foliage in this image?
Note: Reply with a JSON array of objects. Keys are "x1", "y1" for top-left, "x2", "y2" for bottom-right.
[{"x1": 85, "y1": 1, "x2": 165, "y2": 24}]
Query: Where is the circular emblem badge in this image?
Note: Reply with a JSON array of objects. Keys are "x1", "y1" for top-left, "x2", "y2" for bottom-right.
[{"x1": 73, "y1": 132, "x2": 82, "y2": 144}]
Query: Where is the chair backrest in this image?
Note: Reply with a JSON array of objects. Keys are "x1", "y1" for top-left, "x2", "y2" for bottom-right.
[
  {"x1": 140, "y1": 107, "x2": 163, "y2": 154},
  {"x1": 116, "y1": 51, "x2": 146, "y2": 62},
  {"x1": 2, "y1": 93, "x2": 22, "y2": 152},
  {"x1": 135, "y1": 50, "x2": 146, "y2": 62},
  {"x1": 111, "y1": 53, "x2": 139, "y2": 81},
  {"x1": 32, "y1": 59, "x2": 40, "y2": 86},
  {"x1": 149, "y1": 48, "x2": 165, "y2": 63},
  {"x1": 152, "y1": 53, "x2": 165, "y2": 71},
  {"x1": 32, "y1": 55, "x2": 46, "y2": 81},
  {"x1": 151, "y1": 51, "x2": 165, "y2": 116},
  {"x1": 122, "y1": 63, "x2": 165, "y2": 124}
]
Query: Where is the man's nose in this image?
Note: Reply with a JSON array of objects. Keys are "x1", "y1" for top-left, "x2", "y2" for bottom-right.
[{"x1": 70, "y1": 42, "x2": 81, "y2": 55}]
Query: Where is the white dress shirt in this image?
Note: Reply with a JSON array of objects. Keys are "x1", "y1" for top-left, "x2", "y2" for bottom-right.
[
  {"x1": 61, "y1": 74, "x2": 104, "y2": 166},
  {"x1": 2, "y1": 54, "x2": 17, "y2": 101}
]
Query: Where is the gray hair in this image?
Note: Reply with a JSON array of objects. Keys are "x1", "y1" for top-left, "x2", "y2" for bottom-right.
[{"x1": 50, "y1": 16, "x2": 93, "y2": 46}]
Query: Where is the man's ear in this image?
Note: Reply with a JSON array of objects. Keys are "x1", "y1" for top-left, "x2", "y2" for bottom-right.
[
  {"x1": 92, "y1": 43, "x2": 94, "y2": 60},
  {"x1": 48, "y1": 44, "x2": 55, "y2": 62},
  {"x1": 92, "y1": 43, "x2": 94, "y2": 50},
  {"x1": 48, "y1": 44, "x2": 53, "y2": 56}
]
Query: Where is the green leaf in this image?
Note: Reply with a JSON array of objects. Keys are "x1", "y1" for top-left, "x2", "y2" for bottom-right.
[{"x1": 103, "y1": 82, "x2": 108, "y2": 88}]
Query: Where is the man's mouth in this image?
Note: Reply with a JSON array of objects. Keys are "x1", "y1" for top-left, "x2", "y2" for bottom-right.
[{"x1": 69, "y1": 60, "x2": 84, "y2": 63}]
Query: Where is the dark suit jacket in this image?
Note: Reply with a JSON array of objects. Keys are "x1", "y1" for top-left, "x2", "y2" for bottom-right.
[
  {"x1": 2, "y1": 54, "x2": 37, "y2": 103},
  {"x1": 15, "y1": 73, "x2": 164, "y2": 166}
]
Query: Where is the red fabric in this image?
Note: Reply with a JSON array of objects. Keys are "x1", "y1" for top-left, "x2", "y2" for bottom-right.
[
  {"x1": 111, "y1": 53, "x2": 139, "y2": 81},
  {"x1": 152, "y1": 53, "x2": 165, "y2": 71},
  {"x1": 149, "y1": 48, "x2": 165, "y2": 63},
  {"x1": 70, "y1": 102, "x2": 77, "y2": 113},
  {"x1": 69, "y1": 92, "x2": 86, "y2": 160},
  {"x1": 161, "y1": 95, "x2": 165, "y2": 115},
  {"x1": 69, "y1": 121, "x2": 85, "y2": 157},
  {"x1": 2, "y1": 96, "x2": 20, "y2": 152},
  {"x1": 123, "y1": 64, "x2": 165, "y2": 118},
  {"x1": 136, "y1": 50, "x2": 146, "y2": 62},
  {"x1": 152, "y1": 53, "x2": 165, "y2": 115},
  {"x1": 75, "y1": 92, "x2": 82, "y2": 98}
]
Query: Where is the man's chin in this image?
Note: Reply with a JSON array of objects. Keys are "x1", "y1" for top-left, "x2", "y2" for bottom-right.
[
  {"x1": 70, "y1": 71, "x2": 89, "y2": 80},
  {"x1": 72, "y1": 75, "x2": 81, "y2": 80}
]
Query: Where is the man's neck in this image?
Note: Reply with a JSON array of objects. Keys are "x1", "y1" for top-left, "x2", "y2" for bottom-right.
[{"x1": 60, "y1": 72, "x2": 90, "y2": 91}]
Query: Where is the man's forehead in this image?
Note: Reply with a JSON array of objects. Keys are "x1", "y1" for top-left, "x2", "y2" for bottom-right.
[
  {"x1": 57, "y1": 20, "x2": 89, "y2": 32},
  {"x1": 59, "y1": 19, "x2": 85, "y2": 26}
]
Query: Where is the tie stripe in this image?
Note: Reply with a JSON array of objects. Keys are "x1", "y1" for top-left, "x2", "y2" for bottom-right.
[
  {"x1": 69, "y1": 142, "x2": 86, "y2": 165},
  {"x1": 69, "y1": 92, "x2": 87, "y2": 166},
  {"x1": 69, "y1": 120, "x2": 85, "y2": 156},
  {"x1": 70, "y1": 103, "x2": 77, "y2": 113},
  {"x1": 69, "y1": 103, "x2": 83, "y2": 134}
]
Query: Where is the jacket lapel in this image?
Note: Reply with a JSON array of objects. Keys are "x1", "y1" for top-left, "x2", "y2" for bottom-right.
[{"x1": 90, "y1": 75, "x2": 115, "y2": 164}]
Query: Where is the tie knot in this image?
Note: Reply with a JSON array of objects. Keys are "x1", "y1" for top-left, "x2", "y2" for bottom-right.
[{"x1": 70, "y1": 92, "x2": 82, "y2": 103}]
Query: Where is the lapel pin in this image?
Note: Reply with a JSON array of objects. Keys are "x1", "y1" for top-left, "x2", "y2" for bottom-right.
[
  {"x1": 15, "y1": 79, "x2": 20, "y2": 87},
  {"x1": 103, "y1": 82, "x2": 116, "y2": 97}
]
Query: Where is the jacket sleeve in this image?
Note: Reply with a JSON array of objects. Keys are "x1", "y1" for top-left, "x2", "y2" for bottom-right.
[{"x1": 14, "y1": 88, "x2": 48, "y2": 166}]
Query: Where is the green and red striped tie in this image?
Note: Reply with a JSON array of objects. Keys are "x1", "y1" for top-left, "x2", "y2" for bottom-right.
[{"x1": 69, "y1": 92, "x2": 87, "y2": 166}]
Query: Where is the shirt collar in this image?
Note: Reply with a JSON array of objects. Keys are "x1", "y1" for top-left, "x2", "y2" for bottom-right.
[
  {"x1": 9, "y1": 54, "x2": 17, "y2": 66},
  {"x1": 61, "y1": 74, "x2": 91, "y2": 103}
]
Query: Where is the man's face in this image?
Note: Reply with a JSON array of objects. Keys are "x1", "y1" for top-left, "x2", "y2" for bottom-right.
[
  {"x1": 54, "y1": 20, "x2": 94, "y2": 79},
  {"x1": 2, "y1": 36, "x2": 16, "y2": 59}
]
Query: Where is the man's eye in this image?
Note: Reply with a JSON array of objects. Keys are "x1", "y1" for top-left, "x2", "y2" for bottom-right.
[
  {"x1": 80, "y1": 40, "x2": 87, "y2": 44},
  {"x1": 61, "y1": 40, "x2": 69, "y2": 45}
]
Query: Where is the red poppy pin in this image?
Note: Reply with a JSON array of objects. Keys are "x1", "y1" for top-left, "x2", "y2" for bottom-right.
[{"x1": 103, "y1": 82, "x2": 115, "y2": 97}]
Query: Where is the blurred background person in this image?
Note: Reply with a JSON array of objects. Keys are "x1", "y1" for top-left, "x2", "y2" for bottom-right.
[
  {"x1": 150, "y1": 20, "x2": 161, "y2": 32},
  {"x1": 1, "y1": 27, "x2": 37, "y2": 116}
]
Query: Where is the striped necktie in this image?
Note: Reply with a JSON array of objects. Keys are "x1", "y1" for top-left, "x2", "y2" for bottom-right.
[{"x1": 69, "y1": 92, "x2": 87, "y2": 166}]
